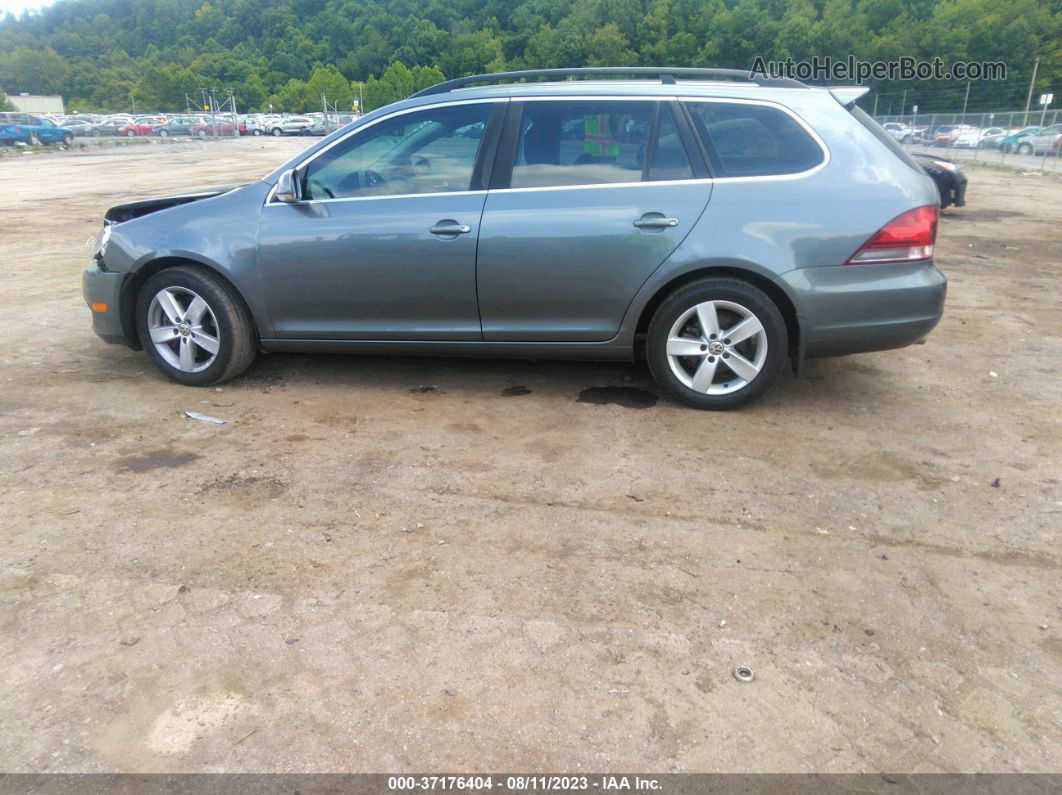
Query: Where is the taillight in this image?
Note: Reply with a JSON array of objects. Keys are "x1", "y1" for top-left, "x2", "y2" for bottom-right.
[{"x1": 846, "y1": 205, "x2": 938, "y2": 265}]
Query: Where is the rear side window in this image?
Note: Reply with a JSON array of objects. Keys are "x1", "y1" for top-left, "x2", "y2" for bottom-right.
[
  {"x1": 685, "y1": 101, "x2": 824, "y2": 177},
  {"x1": 511, "y1": 100, "x2": 692, "y2": 188}
]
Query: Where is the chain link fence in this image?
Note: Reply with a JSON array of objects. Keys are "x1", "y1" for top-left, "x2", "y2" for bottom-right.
[{"x1": 872, "y1": 108, "x2": 1062, "y2": 172}]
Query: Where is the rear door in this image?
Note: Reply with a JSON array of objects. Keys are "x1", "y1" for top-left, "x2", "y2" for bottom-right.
[{"x1": 476, "y1": 98, "x2": 711, "y2": 341}]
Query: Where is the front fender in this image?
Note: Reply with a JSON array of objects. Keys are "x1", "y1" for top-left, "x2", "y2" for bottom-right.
[{"x1": 102, "y1": 181, "x2": 275, "y2": 338}]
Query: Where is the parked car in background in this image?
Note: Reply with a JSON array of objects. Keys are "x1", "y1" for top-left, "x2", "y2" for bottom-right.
[
  {"x1": 154, "y1": 117, "x2": 199, "y2": 137},
  {"x1": 189, "y1": 120, "x2": 240, "y2": 137},
  {"x1": 0, "y1": 112, "x2": 73, "y2": 145},
  {"x1": 975, "y1": 127, "x2": 1007, "y2": 149},
  {"x1": 882, "y1": 122, "x2": 913, "y2": 144},
  {"x1": 996, "y1": 126, "x2": 1040, "y2": 153},
  {"x1": 92, "y1": 116, "x2": 133, "y2": 136},
  {"x1": 912, "y1": 153, "x2": 967, "y2": 209},
  {"x1": 83, "y1": 67, "x2": 946, "y2": 410},
  {"x1": 1015, "y1": 124, "x2": 1062, "y2": 156},
  {"x1": 58, "y1": 116, "x2": 98, "y2": 137},
  {"x1": 237, "y1": 116, "x2": 263, "y2": 135},
  {"x1": 300, "y1": 118, "x2": 336, "y2": 136},
  {"x1": 952, "y1": 127, "x2": 985, "y2": 148},
  {"x1": 119, "y1": 117, "x2": 164, "y2": 137},
  {"x1": 268, "y1": 116, "x2": 313, "y2": 136}
]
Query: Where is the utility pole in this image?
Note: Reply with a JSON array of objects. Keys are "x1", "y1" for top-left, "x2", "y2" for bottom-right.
[{"x1": 1023, "y1": 56, "x2": 1040, "y2": 126}]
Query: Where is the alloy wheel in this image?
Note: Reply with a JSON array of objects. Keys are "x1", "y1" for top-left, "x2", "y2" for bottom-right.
[
  {"x1": 665, "y1": 300, "x2": 768, "y2": 395},
  {"x1": 147, "y1": 286, "x2": 221, "y2": 373}
]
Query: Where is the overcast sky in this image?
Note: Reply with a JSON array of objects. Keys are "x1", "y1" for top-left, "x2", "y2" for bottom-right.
[{"x1": 1, "y1": 0, "x2": 59, "y2": 16}]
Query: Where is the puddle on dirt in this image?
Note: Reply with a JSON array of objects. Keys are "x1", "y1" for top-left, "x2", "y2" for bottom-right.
[
  {"x1": 577, "y1": 386, "x2": 658, "y2": 409},
  {"x1": 115, "y1": 449, "x2": 200, "y2": 472},
  {"x1": 501, "y1": 386, "x2": 532, "y2": 396}
]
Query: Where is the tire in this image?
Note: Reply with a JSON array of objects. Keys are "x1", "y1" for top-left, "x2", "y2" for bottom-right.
[
  {"x1": 63, "y1": 133, "x2": 73, "y2": 144},
  {"x1": 126, "y1": 130, "x2": 136, "y2": 138},
  {"x1": 902, "y1": 134, "x2": 912, "y2": 144},
  {"x1": 29, "y1": 133, "x2": 41, "y2": 146},
  {"x1": 197, "y1": 129, "x2": 207, "y2": 138},
  {"x1": 135, "y1": 266, "x2": 256, "y2": 387},
  {"x1": 1017, "y1": 142, "x2": 1033, "y2": 155},
  {"x1": 158, "y1": 129, "x2": 169, "y2": 137},
  {"x1": 271, "y1": 128, "x2": 283, "y2": 137},
  {"x1": 646, "y1": 278, "x2": 788, "y2": 410},
  {"x1": 253, "y1": 129, "x2": 263, "y2": 136}
]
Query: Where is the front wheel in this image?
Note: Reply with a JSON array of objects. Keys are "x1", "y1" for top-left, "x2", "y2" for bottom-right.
[
  {"x1": 126, "y1": 130, "x2": 136, "y2": 138},
  {"x1": 1017, "y1": 142, "x2": 1033, "y2": 155},
  {"x1": 158, "y1": 129, "x2": 169, "y2": 137},
  {"x1": 135, "y1": 266, "x2": 256, "y2": 386},
  {"x1": 646, "y1": 278, "x2": 788, "y2": 410},
  {"x1": 252, "y1": 128, "x2": 263, "y2": 136},
  {"x1": 271, "y1": 128, "x2": 283, "y2": 137}
]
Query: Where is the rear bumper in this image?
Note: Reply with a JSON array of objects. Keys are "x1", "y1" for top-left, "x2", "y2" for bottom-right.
[
  {"x1": 782, "y1": 260, "x2": 947, "y2": 359},
  {"x1": 82, "y1": 262, "x2": 134, "y2": 346}
]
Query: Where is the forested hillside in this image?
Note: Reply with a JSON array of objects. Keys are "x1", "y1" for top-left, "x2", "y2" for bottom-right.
[{"x1": 0, "y1": 0, "x2": 1058, "y2": 114}]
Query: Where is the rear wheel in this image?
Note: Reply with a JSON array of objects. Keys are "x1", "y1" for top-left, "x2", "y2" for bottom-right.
[
  {"x1": 1017, "y1": 142, "x2": 1033, "y2": 155},
  {"x1": 271, "y1": 127, "x2": 283, "y2": 136},
  {"x1": 126, "y1": 130, "x2": 136, "y2": 138},
  {"x1": 158, "y1": 129, "x2": 169, "y2": 137},
  {"x1": 647, "y1": 278, "x2": 787, "y2": 410},
  {"x1": 135, "y1": 266, "x2": 256, "y2": 386},
  {"x1": 63, "y1": 133, "x2": 73, "y2": 144}
]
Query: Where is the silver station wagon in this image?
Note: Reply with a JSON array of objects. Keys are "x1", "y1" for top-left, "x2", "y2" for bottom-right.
[{"x1": 83, "y1": 67, "x2": 946, "y2": 409}]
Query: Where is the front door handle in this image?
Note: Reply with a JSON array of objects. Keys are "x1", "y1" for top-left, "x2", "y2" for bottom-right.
[
  {"x1": 430, "y1": 220, "x2": 472, "y2": 237},
  {"x1": 634, "y1": 213, "x2": 679, "y2": 229}
]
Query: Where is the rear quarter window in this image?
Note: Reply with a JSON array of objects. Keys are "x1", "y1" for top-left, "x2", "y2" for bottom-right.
[
  {"x1": 845, "y1": 104, "x2": 924, "y2": 173},
  {"x1": 685, "y1": 101, "x2": 824, "y2": 177}
]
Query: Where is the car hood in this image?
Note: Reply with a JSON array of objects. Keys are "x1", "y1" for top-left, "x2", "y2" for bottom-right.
[{"x1": 104, "y1": 186, "x2": 244, "y2": 223}]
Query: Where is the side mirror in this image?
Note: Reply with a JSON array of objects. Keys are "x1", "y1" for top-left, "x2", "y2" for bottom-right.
[{"x1": 275, "y1": 169, "x2": 301, "y2": 203}]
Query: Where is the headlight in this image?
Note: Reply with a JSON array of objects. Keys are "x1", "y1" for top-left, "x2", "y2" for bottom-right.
[
  {"x1": 932, "y1": 160, "x2": 957, "y2": 172},
  {"x1": 98, "y1": 222, "x2": 112, "y2": 256}
]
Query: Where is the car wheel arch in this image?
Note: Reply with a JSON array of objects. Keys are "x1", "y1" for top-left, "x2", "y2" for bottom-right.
[
  {"x1": 121, "y1": 256, "x2": 260, "y2": 349},
  {"x1": 632, "y1": 265, "x2": 803, "y2": 373}
]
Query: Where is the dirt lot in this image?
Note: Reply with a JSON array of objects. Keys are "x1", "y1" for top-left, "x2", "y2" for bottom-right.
[{"x1": 0, "y1": 139, "x2": 1059, "y2": 774}]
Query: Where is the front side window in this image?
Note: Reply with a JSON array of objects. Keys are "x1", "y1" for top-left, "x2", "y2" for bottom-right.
[
  {"x1": 686, "y1": 101, "x2": 824, "y2": 177},
  {"x1": 302, "y1": 102, "x2": 493, "y2": 200},
  {"x1": 511, "y1": 100, "x2": 691, "y2": 189}
]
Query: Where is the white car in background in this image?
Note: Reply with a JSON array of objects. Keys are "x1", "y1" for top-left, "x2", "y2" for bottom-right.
[
  {"x1": 882, "y1": 122, "x2": 913, "y2": 144},
  {"x1": 268, "y1": 116, "x2": 313, "y2": 136}
]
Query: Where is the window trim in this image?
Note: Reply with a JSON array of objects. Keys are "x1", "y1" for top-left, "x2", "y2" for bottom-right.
[{"x1": 265, "y1": 97, "x2": 508, "y2": 205}]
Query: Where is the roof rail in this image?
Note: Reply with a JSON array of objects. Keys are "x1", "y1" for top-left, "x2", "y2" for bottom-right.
[{"x1": 411, "y1": 67, "x2": 807, "y2": 97}]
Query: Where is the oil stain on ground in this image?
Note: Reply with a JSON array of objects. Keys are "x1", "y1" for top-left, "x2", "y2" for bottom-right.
[
  {"x1": 577, "y1": 386, "x2": 658, "y2": 409},
  {"x1": 115, "y1": 449, "x2": 200, "y2": 472}
]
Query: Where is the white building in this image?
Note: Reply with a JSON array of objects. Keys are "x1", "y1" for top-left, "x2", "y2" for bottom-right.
[{"x1": 4, "y1": 92, "x2": 65, "y2": 114}]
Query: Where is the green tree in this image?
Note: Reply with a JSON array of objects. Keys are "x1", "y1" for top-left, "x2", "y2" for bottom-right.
[{"x1": 0, "y1": 90, "x2": 14, "y2": 111}]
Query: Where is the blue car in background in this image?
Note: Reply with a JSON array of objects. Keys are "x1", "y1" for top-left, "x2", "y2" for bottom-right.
[{"x1": 0, "y1": 112, "x2": 74, "y2": 145}]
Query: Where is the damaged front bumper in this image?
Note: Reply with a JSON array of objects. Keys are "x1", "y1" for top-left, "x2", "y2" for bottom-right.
[{"x1": 82, "y1": 260, "x2": 133, "y2": 346}]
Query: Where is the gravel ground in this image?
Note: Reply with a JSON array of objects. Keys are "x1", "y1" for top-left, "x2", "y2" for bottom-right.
[{"x1": 0, "y1": 139, "x2": 1059, "y2": 773}]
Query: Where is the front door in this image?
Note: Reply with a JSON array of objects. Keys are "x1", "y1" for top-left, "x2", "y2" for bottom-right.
[
  {"x1": 258, "y1": 100, "x2": 503, "y2": 340},
  {"x1": 476, "y1": 99, "x2": 712, "y2": 341}
]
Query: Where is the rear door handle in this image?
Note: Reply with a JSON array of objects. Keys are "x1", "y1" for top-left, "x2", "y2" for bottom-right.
[
  {"x1": 633, "y1": 213, "x2": 679, "y2": 229},
  {"x1": 430, "y1": 220, "x2": 472, "y2": 236}
]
